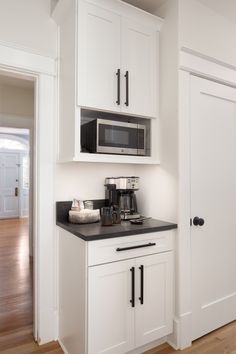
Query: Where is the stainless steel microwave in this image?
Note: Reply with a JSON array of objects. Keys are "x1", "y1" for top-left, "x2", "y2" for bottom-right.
[{"x1": 81, "y1": 119, "x2": 146, "y2": 156}]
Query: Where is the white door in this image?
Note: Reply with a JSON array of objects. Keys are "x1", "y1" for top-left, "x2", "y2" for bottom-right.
[
  {"x1": 190, "y1": 76, "x2": 236, "y2": 340},
  {"x1": 121, "y1": 19, "x2": 158, "y2": 118},
  {"x1": 88, "y1": 260, "x2": 135, "y2": 354},
  {"x1": 135, "y1": 252, "x2": 173, "y2": 347},
  {"x1": 78, "y1": 1, "x2": 121, "y2": 112},
  {"x1": 0, "y1": 152, "x2": 19, "y2": 218}
]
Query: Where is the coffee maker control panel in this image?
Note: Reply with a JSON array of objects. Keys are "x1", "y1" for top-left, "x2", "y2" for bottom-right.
[
  {"x1": 105, "y1": 177, "x2": 139, "y2": 190},
  {"x1": 126, "y1": 177, "x2": 139, "y2": 190}
]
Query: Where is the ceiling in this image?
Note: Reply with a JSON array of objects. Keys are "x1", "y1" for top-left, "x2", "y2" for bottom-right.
[
  {"x1": 122, "y1": 0, "x2": 167, "y2": 13},
  {"x1": 123, "y1": 0, "x2": 236, "y2": 21},
  {"x1": 51, "y1": 0, "x2": 236, "y2": 21},
  {"x1": 0, "y1": 72, "x2": 34, "y2": 90},
  {"x1": 196, "y1": 0, "x2": 236, "y2": 23}
]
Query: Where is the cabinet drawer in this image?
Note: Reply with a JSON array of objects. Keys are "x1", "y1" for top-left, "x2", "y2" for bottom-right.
[{"x1": 87, "y1": 230, "x2": 174, "y2": 266}]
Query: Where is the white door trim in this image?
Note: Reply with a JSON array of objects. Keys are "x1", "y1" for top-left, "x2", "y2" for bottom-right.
[
  {"x1": 177, "y1": 51, "x2": 236, "y2": 349},
  {"x1": 0, "y1": 40, "x2": 56, "y2": 76},
  {"x1": 180, "y1": 48, "x2": 236, "y2": 88},
  {"x1": 0, "y1": 42, "x2": 56, "y2": 344}
]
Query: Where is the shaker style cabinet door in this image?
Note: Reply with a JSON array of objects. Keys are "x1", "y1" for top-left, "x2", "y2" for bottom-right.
[
  {"x1": 78, "y1": 1, "x2": 121, "y2": 112},
  {"x1": 88, "y1": 260, "x2": 135, "y2": 354},
  {"x1": 121, "y1": 19, "x2": 158, "y2": 118},
  {"x1": 135, "y1": 252, "x2": 173, "y2": 347}
]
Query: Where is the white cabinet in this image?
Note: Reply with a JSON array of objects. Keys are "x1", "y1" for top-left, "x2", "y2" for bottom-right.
[
  {"x1": 78, "y1": 0, "x2": 159, "y2": 118},
  {"x1": 135, "y1": 253, "x2": 173, "y2": 347},
  {"x1": 121, "y1": 19, "x2": 158, "y2": 117},
  {"x1": 88, "y1": 260, "x2": 135, "y2": 354},
  {"x1": 88, "y1": 252, "x2": 173, "y2": 354},
  {"x1": 78, "y1": 1, "x2": 121, "y2": 112},
  {"x1": 53, "y1": 0, "x2": 162, "y2": 163},
  {"x1": 58, "y1": 229, "x2": 174, "y2": 354}
]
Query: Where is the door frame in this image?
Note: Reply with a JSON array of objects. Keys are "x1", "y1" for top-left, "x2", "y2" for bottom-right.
[
  {"x1": 0, "y1": 43, "x2": 56, "y2": 344},
  {"x1": 176, "y1": 48, "x2": 236, "y2": 349}
]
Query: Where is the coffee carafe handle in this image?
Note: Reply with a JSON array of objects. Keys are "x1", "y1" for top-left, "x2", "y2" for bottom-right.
[{"x1": 131, "y1": 193, "x2": 138, "y2": 213}]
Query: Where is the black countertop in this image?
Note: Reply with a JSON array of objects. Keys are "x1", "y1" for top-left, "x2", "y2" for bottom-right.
[{"x1": 56, "y1": 201, "x2": 177, "y2": 241}]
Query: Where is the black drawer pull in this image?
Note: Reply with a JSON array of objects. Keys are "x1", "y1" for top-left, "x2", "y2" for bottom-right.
[
  {"x1": 116, "y1": 243, "x2": 156, "y2": 252},
  {"x1": 139, "y1": 265, "x2": 144, "y2": 305},
  {"x1": 130, "y1": 267, "x2": 135, "y2": 307}
]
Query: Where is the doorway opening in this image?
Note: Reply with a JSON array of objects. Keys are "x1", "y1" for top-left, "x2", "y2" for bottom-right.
[{"x1": 0, "y1": 73, "x2": 34, "y2": 337}]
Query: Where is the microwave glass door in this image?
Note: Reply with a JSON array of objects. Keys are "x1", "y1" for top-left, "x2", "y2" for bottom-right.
[{"x1": 98, "y1": 122, "x2": 145, "y2": 155}]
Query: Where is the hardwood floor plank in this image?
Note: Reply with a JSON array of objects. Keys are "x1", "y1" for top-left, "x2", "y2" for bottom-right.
[
  {"x1": 0, "y1": 218, "x2": 64, "y2": 353},
  {"x1": 144, "y1": 321, "x2": 236, "y2": 354},
  {"x1": 0, "y1": 325, "x2": 63, "y2": 353},
  {"x1": 0, "y1": 218, "x2": 33, "y2": 333}
]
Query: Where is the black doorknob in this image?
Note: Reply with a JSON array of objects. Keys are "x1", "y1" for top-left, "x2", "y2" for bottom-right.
[{"x1": 193, "y1": 216, "x2": 205, "y2": 226}]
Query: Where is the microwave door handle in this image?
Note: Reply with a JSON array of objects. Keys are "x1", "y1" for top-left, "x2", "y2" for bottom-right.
[{"x1": 137, "y1": 124, "x2": 146, "y2": 156}]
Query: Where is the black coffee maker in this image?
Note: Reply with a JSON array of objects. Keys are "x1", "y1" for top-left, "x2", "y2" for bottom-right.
[{"x1": 105, "y1": 177, "x2": 140, "y2": 220}]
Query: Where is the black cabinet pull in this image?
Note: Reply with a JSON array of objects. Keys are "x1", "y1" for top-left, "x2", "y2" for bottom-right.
[
  {"x1": 116, "y1": 243, "x2": 156, "y2": 252},
  {"x1": 125, "y1": 70, "x2": 129, "y2": 106},
  {"x1": 130, "y1": 267, "x2": 135, "y2": 307},
  {"x1": 139, "y1": 265, "x2": 144, "y2": 305},
  {"x1": 116, "y1": 69, "x2": 120, "y2": 105}
]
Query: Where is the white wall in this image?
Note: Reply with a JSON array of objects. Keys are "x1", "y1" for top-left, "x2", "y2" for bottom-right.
[
  {"x1": 55, "y1": 163, "x2": 139, "y2": 201},
  {"x1": 55, "y1": 160, "x2": 179, "y2": 224},
  {"x1": 179, "y1": 0, "x2": 236, "y2": 67},
  {"x1": 0, "y1": 84, "x2": 34, "y2": 117},
  {"x1": 136, "y1": 0, "x2": 179, "y2": 223},
  {"x1": 0, "y1": 0, "x2": 57, "y2": 58}
]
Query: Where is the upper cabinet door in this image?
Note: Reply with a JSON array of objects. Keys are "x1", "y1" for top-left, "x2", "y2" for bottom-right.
[
  {"x1": 121, "y1": 19, "x2": 158, "y2": 118},
  {"x1": 78, "y1": 1, "x2": 121, "y2": 112}
]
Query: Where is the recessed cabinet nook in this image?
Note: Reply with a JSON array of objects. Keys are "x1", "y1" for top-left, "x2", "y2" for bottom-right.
[{"x1": 53, "y1": 0, "x2": 163, "y2": 164}]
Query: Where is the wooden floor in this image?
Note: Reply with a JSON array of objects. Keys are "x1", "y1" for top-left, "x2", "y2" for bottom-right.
[
  {"x1": 1, "y1": 322, "x2": 236, "y2": 354},
  {"x1": 0, "y1": 218, "x2": 32, "y2": 333},
  {"x1": 0, "y1": 325, "x2": 63, "y2": 353},
  {"x1": 144, "y1": 321, "x2": 236, "y2": 354},
  {"x1": 0, "y1": 218, "x2": 63, "y2": 353}
]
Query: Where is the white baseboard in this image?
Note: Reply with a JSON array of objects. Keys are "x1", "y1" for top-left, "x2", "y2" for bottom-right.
[
  {"x1": 127, "y1": 337, "x2": 166, "y2": 354},
  {"x1": 167, "y1": 317, "x2": 179, "y2": 349},
  {"x1": 58, "y1": 338, "x2": 68, "y2": 354},
  {"x1": 169, "y1": 312, "x2": 192, "y2": 350}
]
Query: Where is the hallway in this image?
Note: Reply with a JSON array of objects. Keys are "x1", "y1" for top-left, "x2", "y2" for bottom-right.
[
  {"x1": 0, "y1": 218, "x2": 32, "y2": 333},
  {"x1": 0, "y1": 219, "x2": 63, "y2": 353}
]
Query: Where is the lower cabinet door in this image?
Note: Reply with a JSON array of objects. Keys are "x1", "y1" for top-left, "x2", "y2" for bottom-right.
[
  {"x1": 135, "y1": 252, "x2": 173, "y2": 347},
  {"x1": 88, "y1": 259, "x2": 135, "y2": 354}
]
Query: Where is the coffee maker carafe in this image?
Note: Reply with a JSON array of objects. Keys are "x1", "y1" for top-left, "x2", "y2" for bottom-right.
[{"x1": 105, "y1": 177, "x2": 140, "y2": 220}]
